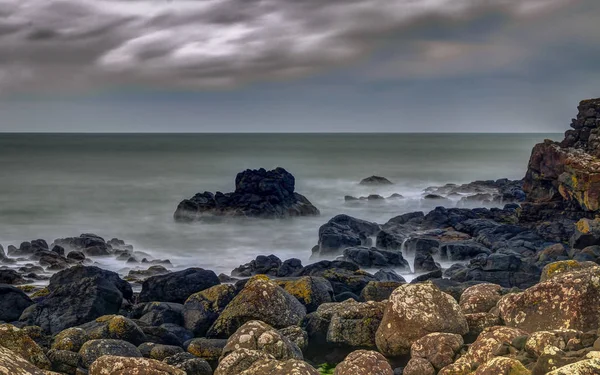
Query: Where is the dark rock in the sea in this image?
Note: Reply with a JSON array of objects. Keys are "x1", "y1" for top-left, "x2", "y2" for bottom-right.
[
  {"x1": 0, "y1": 285, "x2": 33, "y2": 322},
  {"x1": 359, "y1": 176, "x2": 393, "y2": 185},
  {"x1": 19, "y1": 265, "x2": 133, "y2": 334},
  {"x1": 139, "y1": 268, "x2": 220, "y2": 304},
  {"x1": 440, "y1": 240, "x2": 491, "y2": 261},
  {"x1": 66, "y1": 250, "x2": 86, "y2": 262},
  {"x1": 414, "y1": 251, "x2": 441, "y2": 273},
  {"x1": 51, "y1": 245, "x2": 65, "y2": 256},
  {"x1": 454, "y1": 252, "x2": 541, "y2": 288},
  {"x1": 232, "y1": 254, "x2": 282, "y2": 277},
  {"x1": 314, "y1": 214, "x2": 380, "y2": 256},
  {"x1": 376, "y1": 230, "x2": 407, "y2": 251},
  {"x1": 277, "y1": 258, "x2": 303, "y2": 277},
  {"x1": 174, "y1": 167, "x2": 319, "y2": 221},
  {"x1": 426, "y1": 179, "x2": 525, "y2": 204},
  {"x1": 0, "y1": 269, "x2": 26, "y2": 285},
  {"x1": 410, "y1": 269, "x2": 443, "y2": 283},
  {"x1": 341, "y1": 246, "x2": 410, "y2": 270},
  {"x1": 293, "y1": 260, "x2": 377, "y2": 296},
  {"x1": 53, "y1": 233, "x2": 112, "y2": 257},
  {"x1": 374, "y1": 269, "x2": 406, "y2": 283},
  {"x1": 404, "y1": 236, "x2": 439, "y2": 256}
]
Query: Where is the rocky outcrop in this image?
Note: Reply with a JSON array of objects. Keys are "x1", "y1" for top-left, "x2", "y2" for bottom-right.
[
  {"x1": 139, "y1": 267, "x2": 220, "y2": 304},
  {"x1": 174, "y1": 167, "x2": 319, "y2": 221},
  {"x1": 522, "y1": 98, "x2": 600, "y2": 224},
  {"x1": 313, "y1": 214, "x2": 380, "y2": 256},
  {"x1": 359, "y1": 176, "x2": 393, "y2": 185}
]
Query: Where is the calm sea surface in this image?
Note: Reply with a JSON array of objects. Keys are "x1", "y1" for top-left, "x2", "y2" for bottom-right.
[{"x1": 0, "y1": 133, "x2": 560, "y2": 277}]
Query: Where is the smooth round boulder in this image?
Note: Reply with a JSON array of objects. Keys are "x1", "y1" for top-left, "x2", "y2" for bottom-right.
[
  {"x1": 78, "y1": 315, "x2": 147, "y2": 346},
  {"x1": 0, "y1": 285, "x2": 33, "y2": 322},
  {"x1": 88, "y1": 355, "x2": 185, "y2": 375},
  {"x1": 214, "y1": 348, "x2": 274, "y2": 375},
  {"x1": 240, "y1": 358, "x2": 320, "y2": 375},
  {"x1": 52, "y1": 327, "x2": 89, "y2": 352},
  {"x1": 375, "y1": 282, "x2": 468, "y2": 356},
  {"x1": 207, "y1": 275, "x2": 306, "y2": 338},
  {"x1": 334, "y1": 350, "x2": 393, "y2": 375},
  {"x1": 410, "y1": 333, "x2": 463, "y2": 371},
  {"x1": 79, "y1": 339, "x2": 142, "y2": 368},
  {"x1": 459, "y1": 283, "x2": 502, "y2": 314}
]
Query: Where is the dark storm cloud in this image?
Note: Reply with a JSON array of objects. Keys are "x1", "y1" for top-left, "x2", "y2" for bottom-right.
[{"x1": 0, "y1": 0, "x2": 578, "y2": 93}]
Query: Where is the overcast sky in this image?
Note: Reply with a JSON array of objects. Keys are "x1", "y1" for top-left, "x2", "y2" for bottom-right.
[{"x1": 0, "y1": 0, "x2": 598, "y2": 132}]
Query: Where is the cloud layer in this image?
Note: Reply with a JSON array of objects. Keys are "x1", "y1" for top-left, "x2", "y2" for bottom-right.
[{"x1": 0, "y1": 0, "x2": 576, "y2": 93}]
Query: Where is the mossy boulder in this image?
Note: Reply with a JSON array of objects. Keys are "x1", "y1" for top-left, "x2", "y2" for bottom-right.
[
  {"x1": 546, "y1": 358, "x2": 600, "y2": 374},
  {"x1": 498, "y1": 267, "x2": 600, "y2": 332},
  {"x1": 88, "y1": 355, "x2": 185, "y2": 375},
  {"x1": 222, "y1": 320, "x2": 302, "y2": 361},
  {"x1": 465, "y1": 312, "x2": 502, "y2": 339},
  {"x1": 78, "y1": 339, "x2": 142, "y2": 368},
  {"x1": 360, "y1": 281, "x2": 404, "y2": 302},
  {"x1": 375, "y1": 282, "x2": 468, "y2": 356},
  {"x1": 459, "y1": 283, "x2": 502, "y2": 314},
  {"x1": 186, "y1": 337, "x2": 227, "y2": 363},
  {"x1": 473, "y1": 357, "x2": 531, "y2": 375},
  {"x1": 52, "y1": 327, "x2": 89, "y2": 352},
  {"x1": 410, "y1": 333, "x2": 463, "y2": 371},
  {"x1": 333, "y1": 350, "x2": 393, "y2": 375},
  {"x1": 78, "y1": 315, "x2": 147, "y2": 346},
  {"x1": 0, "y1": 323, "x2": 51, "y2": 370},
  {"x1": 46, "y1": 349, "x2": 80, "y2": 374},
  {"x1": 207, "y1": 275, "x2": 306, "y2": 338},
  {"x1": 275, "y1": 276, "x2": 333, "y2": 312},
  {"x1": 540, "y1": 260, "x2": 597, "y2": 281},
  {"x1": 0, "y1": 345, "x2": 55, "y2": 375},
  {"x1": 183, "y1": 284, "x2": 237, "y2": 336},
  {"x1": 214, "y1": 348, "x2": 274, "y2": 375}
]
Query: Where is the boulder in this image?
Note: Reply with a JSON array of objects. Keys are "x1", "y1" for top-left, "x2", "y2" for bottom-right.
[
  {"x1": 77, "y1": 315, "x2": 147, "y2": 346},
  {"x1": 540, "y1": 260, "x2": 597, "y2": 281},
  {"x1": 334, "y1": 350, "x2": 393, "y2": 375},
  {"x1": 410, "y1": 333, "x2": 464, "y2": 371},
  {"x1": 0, "y1": 345, "x2": 53, "y2": 375},
  {"x1": 221, "y1": 321, "x2": 302, "y2": 361},
  {"x1": 214, "y1": 348, "x2": 274, "y2": 375},
  {"x1": 239, "y1": 358, "x2": 320, "y2": 375},
  {"x1": 571, "y1": 219, "x2": 600, "y2": 249},
  {"x1": 18, "y1": 266, "x2": 133, "y2": 334},
  {"x1": 440, "y1": 241, "x2": 491, "y2": 261},
  {"x1": 498, "y1": 267, "x2": 600, "y2": 332},
  {"x1": 139, "y1": 302, "x2": 184, "y2": 326},
  {"x1": 474, "y1": 357, "x2": 531, "y2": 375},
  {"x1": 274, "y1": 276, "x2": 334, "y2": 313},
  {"x1": 232, "y1": 255, "x2": 282, "y2": 277},
  {"x1": 403, "y1": 358, "x2": 436, "y2": 375},
  {"x1": 163, "y1": 352, "x2": 213, "y2": 375},
  {"x1": 52, "y1": 327, "x2": 89, "y2": 352},
  {"x1": 174, "y1": 167, "x2": 319, "y2": 221},
  {"x1": 139, "y1": 268, "x2": 220, "y2": 304},
  {"x1": 376, "y1": 282, "x2": 468, "y2": 356},
  {"x1": 546, "y1": 359, "x2": 600, "y2": 374},
  {"x1": 0, "y1": 324, "x2": 51, "y2": 370},
  {"x1": 360, "y1": 281, "x2": 404, "y2": 302},
  {"x1": 314, "y1": 215, "x2": 380, "y2": 256},
  {"x1": 148, "y1": 344, "x2": 184, "y2": 361},
  {"x1": 0, "y1": 269, "x2": 26, "y2": 285},
  {"x1": 47, "y1": 349, "x2": 80, "y2": 374},
  {"x1": 88, "y1": 355, "x2": 185, "y2": 375},
  {"x1": 359, "y1": 176, "x2": 393, "y2": 185},
  {"x1": 278, "y1": 326, "x2": 308, "y2": 353},
  {"x1": 186, "y1": 338, "x2": 227, "y2": 363},
  {"x1": 0, "y1": 284, "x2": 33, "y2": 322},
  {"x1": 207, "y1": 275, "x2": 306, "y2": 338},
  {"x1": 459, "y1": 283, "x2": 503, "y2": 314},
  {"x1": 183, "y1": 284, "x2": 237, "y2": 336},
  {"x1": 341, "y1": 247, "x2": 410, "y2": 269},
  {"x1": 79, "y1": 339, "x2": 142, "y2": 368}
]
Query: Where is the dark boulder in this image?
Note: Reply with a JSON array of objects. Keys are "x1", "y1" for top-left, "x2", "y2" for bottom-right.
[
  {"x1": 277, "y1": 258, "x2": 303, "y2": 277},
  {"x1": 231, "y1": 255, "x2": 282, "y2": 277},
  {"x1": 0, "y1": 285, "x2": 33, "y2": 322},
  {"x1": 0, "y1": 269, "x2": 26, "y2": 285},
  {"x1": 19, "y1": 265, "x2": 133, "y2": 334},
  {"x1": 374, "y1": 269, "x2": 406, "y2": 283},
  {"x1": 139, "y1": 268, "x2": 220, "y2": 304},
  {"x1": 414, "y1": 252, "x2": 441, "y2": 273},
  {"x1": 183, "y1": 284, "x2": 237, "y2": 337},
  {"x1": 293, "y1": 260, "x2": 377, "y2": 296},
  {"x1": 79, "y1": 339, "x2": 142, "y2": 368},
  {"x1": 359, "y1": 176, "x2": 393, "y2": 185},
  {"x1": 52, "y1": 233, "x2": 111, "y2": 257},
  {"x1": 174, "y1": 167, "x2": 319, "y2": 221},
  {"x1": 314, "y1": 215, "x2": 380, "y2": 256},
  {"x1": 341, "y1": 247, "x2": 410, "y2": 270},
  {"x1": 440, "y1": 241, "x2": 491, "y2": 261}
]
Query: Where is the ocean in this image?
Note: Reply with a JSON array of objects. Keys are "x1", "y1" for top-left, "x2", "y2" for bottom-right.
[{"x1": 0, "y1": 133, "x2": 561, "y2": 279}]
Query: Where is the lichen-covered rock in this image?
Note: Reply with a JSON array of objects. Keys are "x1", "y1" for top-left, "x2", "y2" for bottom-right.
[
  {"x1": 498, "y1": 267, "x2": 600, "y2": 332},
  {"x1": 524, "y1": 329, "x2": 583, "y2": 357},
  {"x1": 186, "y1": 338, "x2": 227, "y2": 363},
  {"x1": 221, "y1": 321, "x2": 302, "y2": 362},
  {"x1": 274, "y1": 276, "x2": 333, "y2": 312},
  {"x1": 459, "y1": 283, "x2": 502, "y2": 314},
  {"x1": 333, "y1": 350, "x2": 393, "y2": 375},
  {"x1": 0, "y1": 345, "x2": 56, "y2": 375},
  {"x1": 183, "y1": 284, "x2": 237, "y2": 337},
  {"x1": 51, "y1": 327, "x2": 89, "y2": 352},
  {"x1": 279, "y1": 326, "x2": 308, "y2": 352},
  {"x1": 163, "y1": 352, "x2": 212, "y2": 375},
  {"x1": 77, "y1": 315, "x2": 147, "y2": 346},
  {"x1": 410, "y1": 333, "x2": 463, "y2": 371},
  {"x1": 214, "y1": 348, "x2": 274, "y2": 375},
  {"x1": 207, "y1": 275, "x2": 306, "y2": 338},
  {"x1": 438, "y1": 361, "x2": 473, "y2": 375},
  {"x1": 88, "y1": 355, "x2": 185, "y2": 375},
  {"x1": 360, "y1": 281, "x2": 404, "y2": 302},
  {"x1": 46, "y1": 349, "x2": 80, "y2": 374},
  {"x1": 465, "y1": 312, "x2": 501, "y2": 339},
  {"x1": 473, "y1": 357, "x2": 531, "y2": 375},
  {"x1": 0, "y1": 285, "x2": 33, "y2": 322},
  {"x1": 546, "y1": 358, "x2": 600, "y2": 374},
  {"x1": 0, "y1": 324, "x2": 51, "y2": 370},
  {"x1": 376, "y1": 282, "x2": 468, "y2": 356},
  {"x1": 403, "y1": 358, "x2": 435, "y2": 375},
  {"x1": 148, "y1": 344, "x2": 184, "y2": 361},
  {"x1": 139, "y1": 268, "x2": 220, "y2": 304},
  {"x1": 540, "y1": 260, "x2": 598, "y2": 281},
  {"x1": 571, "y1": 218, "x2": 600, "y2": 249},
  {"x1": 79, "y1": 339, "x2": 142, "y2": 368},
  {"x1": 239, "y1": 358, "x2": 320, "y2": 375}
]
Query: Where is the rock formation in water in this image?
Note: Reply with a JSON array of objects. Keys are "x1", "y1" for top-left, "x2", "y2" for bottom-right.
[
  {"x1": 522, "y1": 98, "x2": 600, "y2": 222},
  {"x1": 173, "y1": 167, "x2": 320, "y2": 221}
]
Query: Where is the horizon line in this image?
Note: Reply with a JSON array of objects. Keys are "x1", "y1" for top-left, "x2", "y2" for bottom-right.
[{"x1": 0, "y1": 131, "x2": 563, "y2": 135}]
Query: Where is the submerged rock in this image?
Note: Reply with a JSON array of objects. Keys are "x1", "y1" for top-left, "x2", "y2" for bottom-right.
[{"x1": 174, "y1": 167, "x2": 319, "y2": 221}]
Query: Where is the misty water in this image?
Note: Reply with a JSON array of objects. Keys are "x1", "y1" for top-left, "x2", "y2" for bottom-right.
[{"x1": 0, "y1": 133, "x2": 560, "y2": 281}]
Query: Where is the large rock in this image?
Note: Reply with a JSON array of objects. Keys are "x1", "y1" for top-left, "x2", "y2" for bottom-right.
[
  {"x1": 0, "y1": 324, "x2": 51, "y2": 370},
  {"x1": 139, "y1": 268, "x2": 220, "y2": 304},
  {"x1": 375, "y1": 282, "x2": 468, "y2": 357},
  {"x1": 334, "y1": 350, "x2": 393, "y2": 375},
  {"x1": 314, "y1": 215, "x2": 380, "y2": 256},
  {"x1": 498, "y1": 266, "x2": 600, "y2": 332},
  {"x1": 183, "y1": 284, "x2": 237, "y2": 336},
  {"x1": 459, "y1": 283, "x2": 503, "y2": 314},
  {"x1": 410, "y1": 333, "x2": 464, "y2": 371},
  {"x1": 239, "y1": 358, "x2": 320, "y2": 375},
  {"x1": 341, "y1": 247, "x2": 410, "y2": 270},
  {"x1": 547, "y1": 359, "x2": 600, "y2": 374},
  {"x1": 19, "y1": 266, "x2": 133, "y2": 334},
  {"x1": 571, "y1": 218, "x2": 600, "y2": 249},
  {"x1": 0, "y1": 284, "x2": 33, "y2": 322},
  {"x1": 88, "y1": 355, "x2": 185, "y2": 375},
  {"x1": 207, "y1": 275, "x2": 306, "y2": 338},
  {"x1": 0, "y1": 345, "x2": 53, "y2": 375},
  {"x1": 274, "y1": 276, "x2": 334, "y2": 313},
  {"x1": 79, "y1": 339, "x2": 142, "y2": 368},
  {"x1": 221, "y1": 321, "x2": 302, "y2": 361},
  {"x1": 174, "y1": 167, "x2": 319, "y2": 221},
  {"x1": 214, "y1": 348, "x2": 273, "y2": 375},
  {"x1": 359, "y1": 176, "x2": 393, "y2": 185}
]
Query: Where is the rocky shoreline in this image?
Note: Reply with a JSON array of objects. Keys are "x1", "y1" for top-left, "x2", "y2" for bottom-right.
[{"x1": 2, "y1": 99, "x2": 600, "y2": 374}]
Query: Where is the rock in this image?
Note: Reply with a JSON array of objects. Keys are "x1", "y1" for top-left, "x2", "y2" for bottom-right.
[
  {"x1": 88, "y1": 355, "x2": 185, "y2": 375},
  {"x1": 546, "y1": 359, "x2": 600, "y2": 374},
  {"x1": 440, "y1": 241, "x2": 491, "y2": 261},
  {"x1": 0, "y1": 284, "x2": 33, "y2": 322},
  {"x1": 278, "y1": 326, "x2": 308, "y2": 353},
  {"x1": 524, "y1": 329, "x2": 583, "y2": 357},
  {"x1": 465, "y1": 313, "x2": 501, "y2": 340},
  {"x1": 540, "y1": 260, "x2": 597, "y2": 281},
  {"x1": 52, "y1": 327, "x2": 89, "y2": 352},
  {"x1": 414, "y1": 251, "x2": 441, "y2": 273},
  {"x1": 66, "y1": 250, "x2": 85, "y2": 262},
  {"x1": 139, "y1": 302, "x2": 184, "y2": 326},
  {"x1": 376, "y1": 282, "x2": 468, "y2": 357},
  {"x1": 221, "y1": 321, "x2": 302, "y2": 361},
  {"x1": 359, "y1": 176, "x2": 393, "y2": 185},
  {"x1": 571, "y1": 219, "x2": 600, "y2": 249},
  {"x1": 314, "y1": 215, "x2": 380, "y2": 256},
  {"x1": 148, "y1": 344, "x2": 184, "y2": 361},
  {"x1": 341, "y1": 247, "x2": 410, "y2": 269},
  {"x1": 0, "y1": 345, "x2": 54, "y2": 375},
  {"x1": 214, "y1": 348, "x2": 274, "y2": 375},
  {"x1": 79, "y1": 339, "x2": 142, "y2": 368},
  {"x1": 0, "y1": 324, "x2": 51, "y2": 370},
  {"x1": 459, "y1": 283, "x2": 503, "y2": 314},
  {"x1": 139, "y1": 268, "x2": 220, "y2": 304},
  {"x1": 334, "y1": 350, "x2": 393, "y2": 375},
  {"x1": 186, "y1": 338, "x2": 227, "y2": 363},
  {"x1": 274, "y1": 276, "x2": 334, "y2": 313},
  {"x1": 239, "y1": 358, "x2": 320, "y2": 375},
  {"x1": 403, "y1": 358, "x2": 436, "y2": 375},
  {"x1": 163, "y1": 352, "x2": 212, "y2": 375},
  {"x1": 78, "y1": 315, "x2": 147, "y2": 346},
  {"x1": 474, "y1": 357, "x2": 531, "y2": 375},
  {"x1": 0, "y1": 269, "x2": 26, "y2": 285},
  {"x1": 498, "y1": 266, "x2": 600, "y2": 332},
  {"x1": 292, "y1": 260, "x2": 377, "y2": 296},
  {"x1": 174, "y1": 167, "x2": 319, "y2": 221},
  {"x1": 183, "y1": 284, "x2": 237, "y2": 337},
  {"x1": 374, "y1": 269, "x2": 406, "y2": 283},
  {"x1": 232, "y1": 255, "x2": 282, "y2": 277},
  {"x1": 47, "y1": 349, "x2": 80, "y2": 374},
  {"x1": 19, "y1": 266, "x2": 133, "y2": 334},
  {"x1": 360, "y1": 281, "x2": 404, "y2": 302},
  {"x1": 277, "y1": 258, "x2": 304, "y2": 277},
  {"x1": 207, "y1": 275, "x2": 306, "y2": 338},
  {"x1": 410, "y1": 333, "x2": 464, "y2": 371}
]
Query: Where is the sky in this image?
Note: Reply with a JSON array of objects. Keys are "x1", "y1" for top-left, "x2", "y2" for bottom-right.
[{"x1": 0, "y1": 0, "x2": 598, "y2": 133}]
